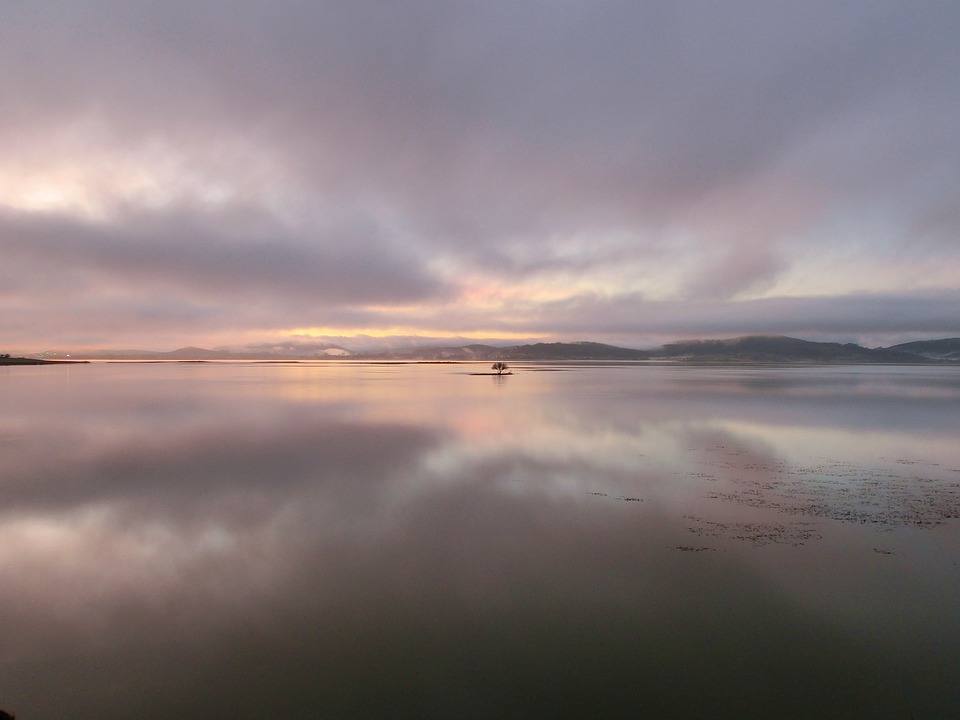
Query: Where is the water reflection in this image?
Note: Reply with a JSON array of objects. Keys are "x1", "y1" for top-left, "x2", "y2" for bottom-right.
[{"x1": 0, "y1": 363, "x2": 958, "y2": 718}]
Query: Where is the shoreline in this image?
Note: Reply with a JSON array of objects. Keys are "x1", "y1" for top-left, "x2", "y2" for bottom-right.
[{"x1": 0, "y1": 357, "x2": 90, "y2": 366}]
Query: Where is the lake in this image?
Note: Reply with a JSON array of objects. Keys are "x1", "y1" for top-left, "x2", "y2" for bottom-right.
[{"x1": 1, "y1": 362, "x2": 959, "y2": 718}]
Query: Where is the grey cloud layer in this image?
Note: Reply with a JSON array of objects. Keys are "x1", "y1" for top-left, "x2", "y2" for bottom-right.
[
  {"x1": 1, "y1": 0, "x2": 958, "y2": 346},
  {"x1": 0, "y1": 207, "x2": 443, "y2": 304},
  {"x1": 527, "y1": 291, "x2": 960, "y2": 340}
]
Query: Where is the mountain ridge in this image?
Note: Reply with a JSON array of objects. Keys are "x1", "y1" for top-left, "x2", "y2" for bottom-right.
[
  {"x1": 887, "y1": 338, "x2": 960, "y2": 361},
  {"x1": 655, "y1": 335, "x2": 927, "y2": 363},
  {"x1": 31, "y1": 335, "x2": 960, "y2": 363}
]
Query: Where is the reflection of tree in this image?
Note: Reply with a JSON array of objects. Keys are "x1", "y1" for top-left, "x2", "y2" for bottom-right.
[{"x1": 492, "y1": 362, "x2": 509, "y2": 376}]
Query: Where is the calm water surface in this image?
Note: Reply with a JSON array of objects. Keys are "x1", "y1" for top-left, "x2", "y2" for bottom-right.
[{"x1": 1, "y1": 362, "x2": 959, "y2": 718}]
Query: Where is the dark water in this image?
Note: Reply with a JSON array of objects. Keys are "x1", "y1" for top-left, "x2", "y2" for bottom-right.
[{"x1": 1, "y1": 362, "x2": 959, "y2": 719}]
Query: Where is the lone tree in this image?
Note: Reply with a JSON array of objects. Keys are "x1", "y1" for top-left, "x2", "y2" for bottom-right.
[{"x1": 492, "y1": 362, "x2": 509, "y2": 375}]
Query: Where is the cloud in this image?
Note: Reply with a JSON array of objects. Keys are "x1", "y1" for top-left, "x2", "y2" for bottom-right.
[
  {"x1": 524, "y1": 290, "x2": 960, "y2": 344},
  {"x1": 0, "y1": 1, "x2": 959, "y2": 346},
  {"x1": 1, "y1": 205, "x2": 444, "y2": 302}
]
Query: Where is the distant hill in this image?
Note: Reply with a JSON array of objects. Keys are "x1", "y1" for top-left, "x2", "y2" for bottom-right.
[
  {"x1": 60, "y1": 344, "x2": 353, "y2": 360},
  {"x1": 655, "y1": 336, "x2": 929, "y2": 363},
  {"x1": 360, "y1": 342, "x2": 652, "y2": 361},
  {"x1": 503, "y1": 342, "x2": 652, "y2": 360},
  {"x1": 35, "y1": 336, "x2": 960, "y2": 363},
  {"x1": 367, "y1": 343, "x2": 499, "y2": 361},
  {"x1": 886, "y1": 338, "x2": 960, "y2": 362},
  {"x1": 392, "y1": 336, "x2": 941, "y2": 363}
]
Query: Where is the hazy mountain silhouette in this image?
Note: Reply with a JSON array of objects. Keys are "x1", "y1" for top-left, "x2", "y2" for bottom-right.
[
  {"x1": 355, "y1": 336, "x2": 952, "y2": 362},
  {"x1": 887, "y1": 338, "x2": 960, "y2": 361},
  {"x1": 368, "y1": 341, "x2": 652, "y2": 361},
  {"x1": 656, "y1": 336, "x2": 928, "y2": 363},
  {"x1": 26, "y1": 336, "x2": 960, "y2": 363}
]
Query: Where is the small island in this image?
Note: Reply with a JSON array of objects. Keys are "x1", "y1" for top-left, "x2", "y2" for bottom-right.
[{"x1": 468, "y1": 362, "x2": 514, "y2": 376}]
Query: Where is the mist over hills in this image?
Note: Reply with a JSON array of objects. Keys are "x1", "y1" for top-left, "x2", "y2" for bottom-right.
[
  {"x1": 359, "y1": 336, "x2": 956, "y2": 362},
  {"x1": 368, "y1": 342, "x2": 652, "y2": 361},
  {"x1": 887, "y1": 338, "x2": 960, "y2": 362},
  {"x1": 31, "y1": 335, "x2": 960, "y2": 363}
]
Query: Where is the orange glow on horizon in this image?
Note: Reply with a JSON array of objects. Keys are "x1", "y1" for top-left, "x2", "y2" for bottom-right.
[{"x1": 283, "y1": 326, "x2": 548, "y2": 341}]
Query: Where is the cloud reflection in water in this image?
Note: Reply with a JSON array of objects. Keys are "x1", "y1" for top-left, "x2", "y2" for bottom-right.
[{"x1": 1, "y1": 363, "x2": 958, "y2": 718}]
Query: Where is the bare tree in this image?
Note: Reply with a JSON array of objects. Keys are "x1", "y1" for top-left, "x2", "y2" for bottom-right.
[{"x1": 491, "y1": 362, "x2": 509, "y2": 375}]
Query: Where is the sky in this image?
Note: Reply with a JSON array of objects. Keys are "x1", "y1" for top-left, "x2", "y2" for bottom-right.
[{"x1": 1, "y1": 0, "x2": 959, "y2": 351}]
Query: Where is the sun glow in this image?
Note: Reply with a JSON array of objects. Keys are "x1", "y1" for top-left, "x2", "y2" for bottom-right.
[
  {"x1": 0, "y1": 170, "x2": 106, "y2": 217},
  {"x1": 284, "y1": 326, "x2": 548, "y2": 340}
]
